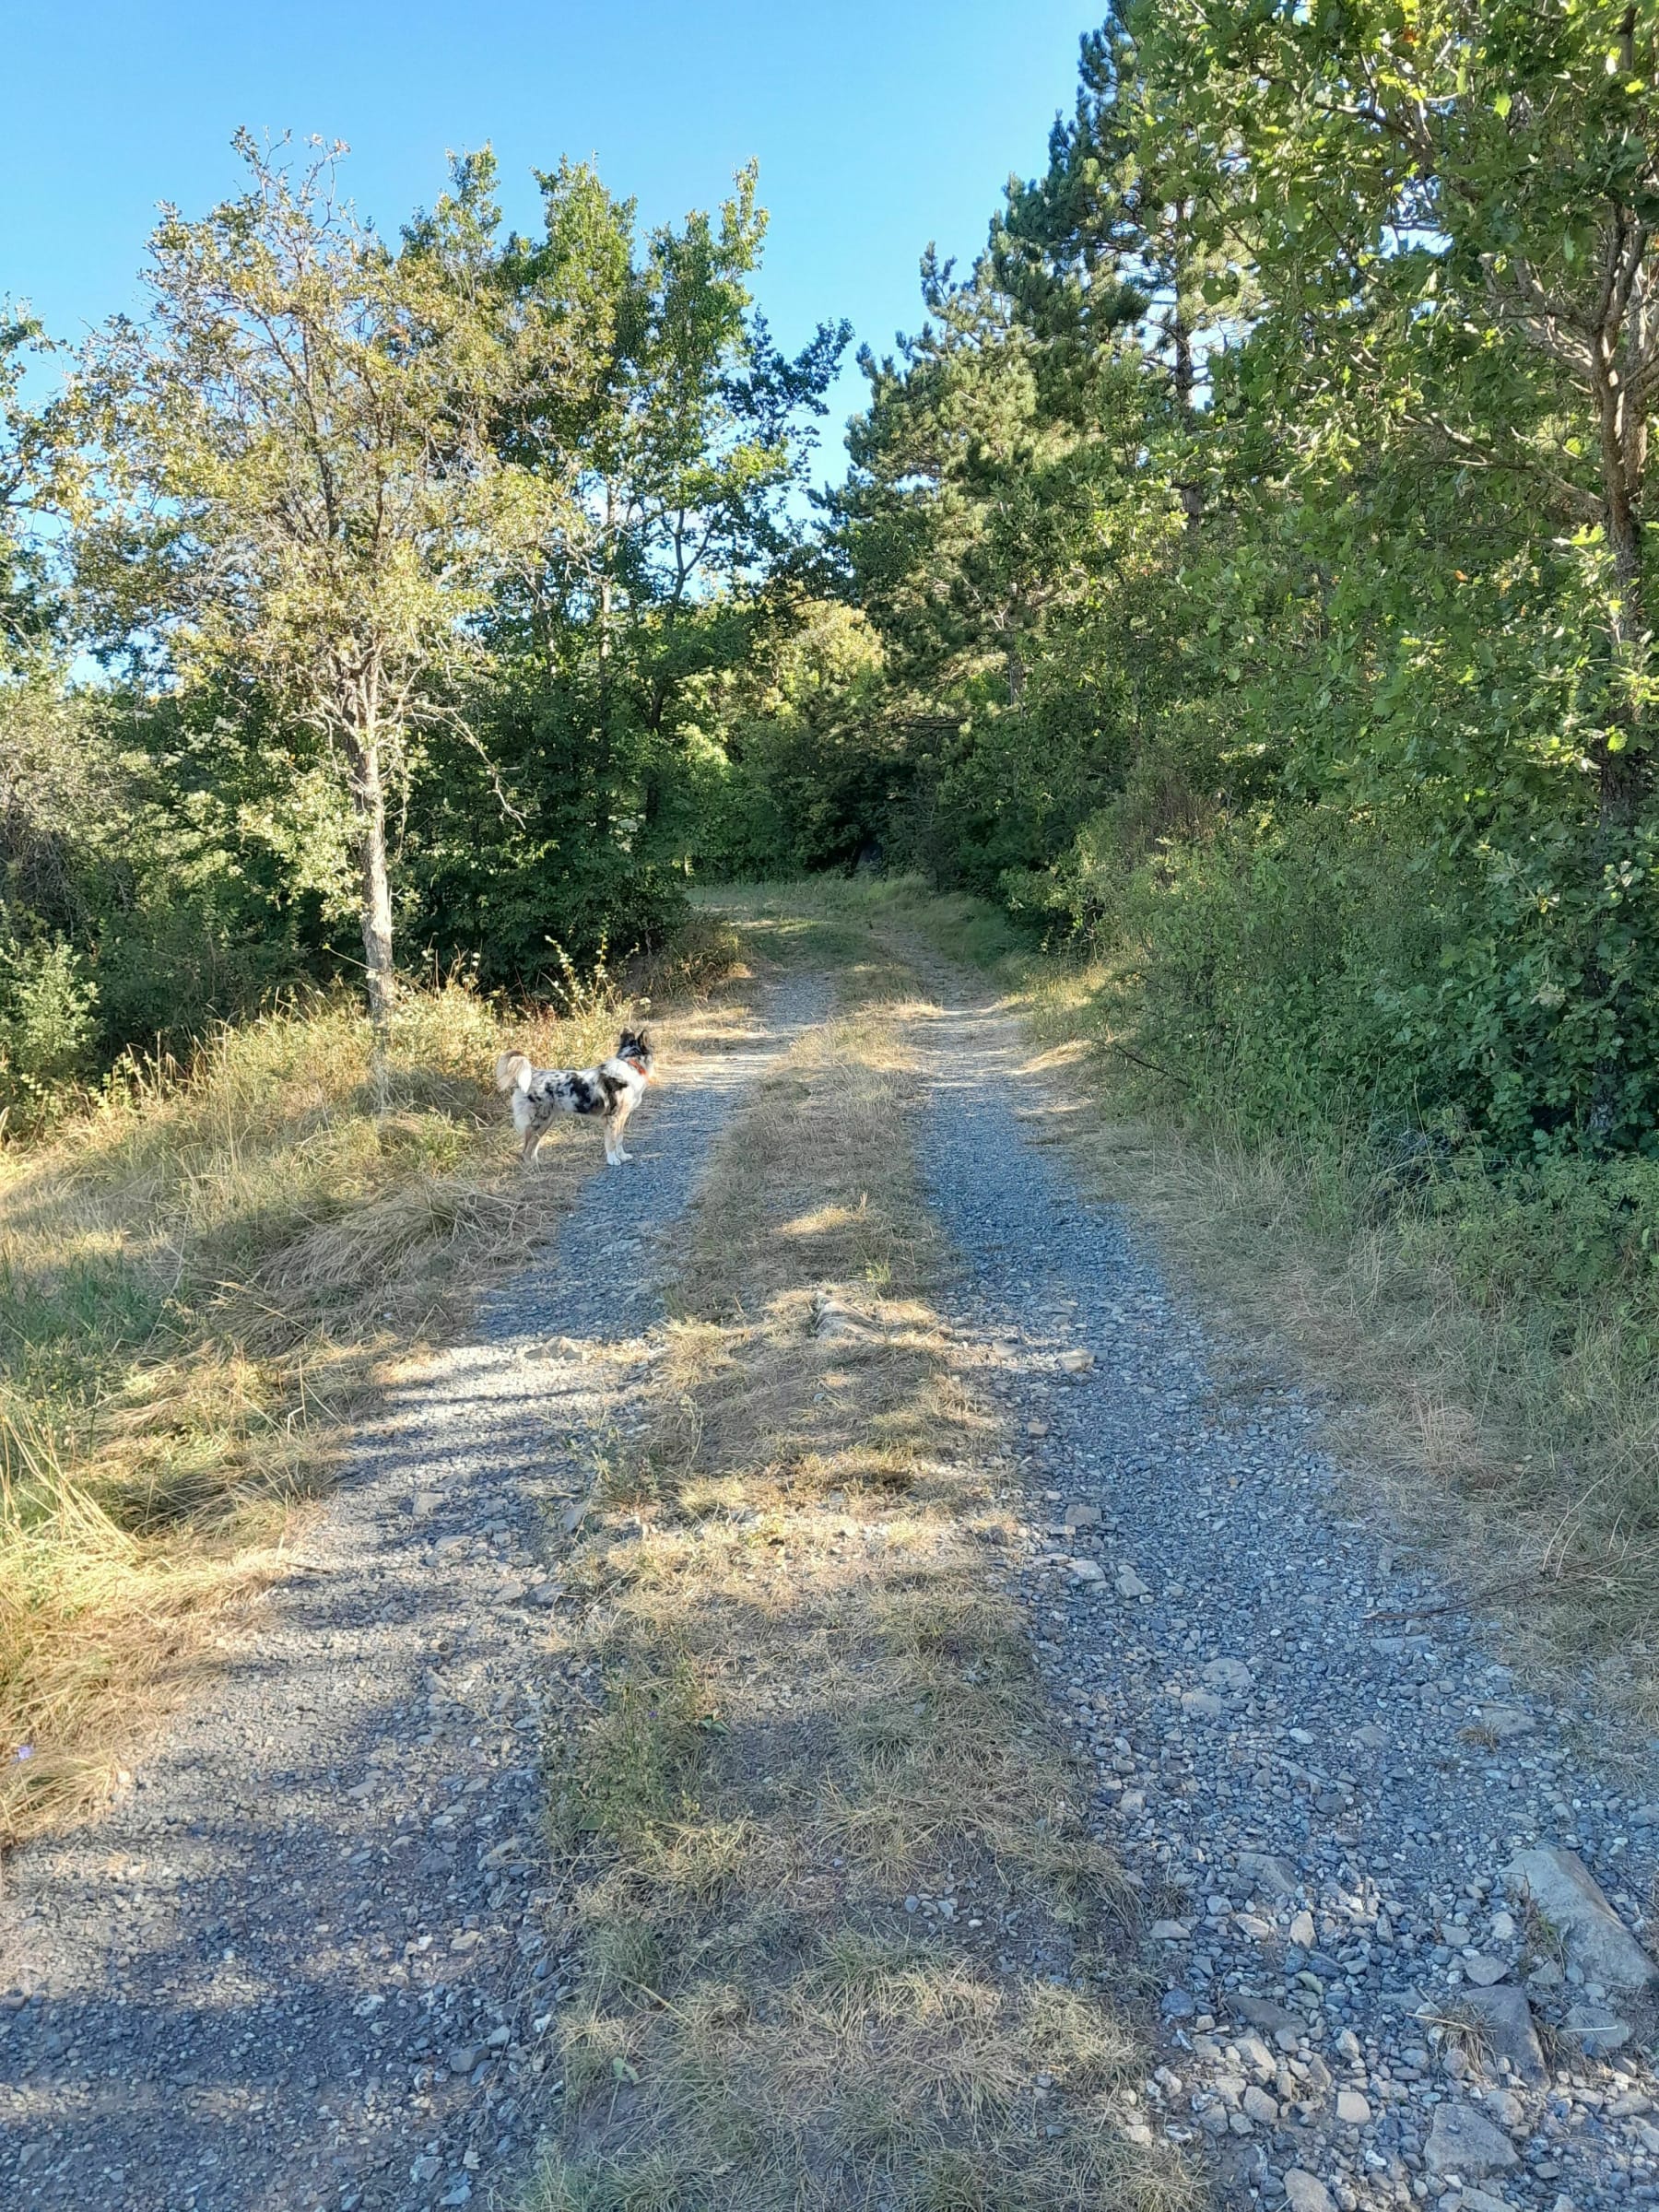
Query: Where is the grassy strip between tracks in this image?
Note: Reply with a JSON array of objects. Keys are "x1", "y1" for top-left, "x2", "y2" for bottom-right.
[
  {"x1": 727, "y1": 876, "x2": 1659, "y2": 1716},
  {"x1": 525, "y1": 940, "x2": 1193, "y2": 2212}
]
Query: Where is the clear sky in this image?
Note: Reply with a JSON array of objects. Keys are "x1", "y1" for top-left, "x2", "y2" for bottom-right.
[{"x1": 0, "y1": 0, "x2": 1094, "y2": 477}]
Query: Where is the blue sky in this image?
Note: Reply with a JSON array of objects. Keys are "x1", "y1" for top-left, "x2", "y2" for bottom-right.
[{"x1": 1, "y1": 1, "x2": 1094, "y2": 476}]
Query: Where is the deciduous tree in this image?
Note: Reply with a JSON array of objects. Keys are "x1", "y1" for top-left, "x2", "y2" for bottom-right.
[{"x1": 67, "y1": 133, "x2": 564, "y2": 1047}]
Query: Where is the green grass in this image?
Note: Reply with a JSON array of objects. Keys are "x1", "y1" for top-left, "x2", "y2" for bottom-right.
[{"x1": 695, "y1": 877, "x2": 1037, "y2": 978}]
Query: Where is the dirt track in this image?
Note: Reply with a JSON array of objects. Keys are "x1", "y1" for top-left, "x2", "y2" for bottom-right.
[
  {"x1": 0, "y1": 979, "x2": 825, "y2": 2212},
  {"x1": 3, "y1": 946, "x2": 1656, "y2": 2212}
]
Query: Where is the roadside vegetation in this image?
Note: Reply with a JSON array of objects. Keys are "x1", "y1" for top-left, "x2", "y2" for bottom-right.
[
  {"x1": 762, "y1": 877, "x2": 1659, "y2": 1711},
  {"x1": 525, "y1": 935, "x2": 1193, "y2": 2212},
  {"x1": 0, "y1": 921, "x2": 744, "y2": 1844},
  {"x1": 699, "y1": 13, "x2": 1659, "y2": 1696},
  {"x1": 0, "y1": 140, "x2": 848, "y2": 1124}
]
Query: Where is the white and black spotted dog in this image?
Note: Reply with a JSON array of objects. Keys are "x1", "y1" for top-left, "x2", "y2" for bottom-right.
[{"x1": 494, "y1": 1027, "x2": 655, "y2": 1169}]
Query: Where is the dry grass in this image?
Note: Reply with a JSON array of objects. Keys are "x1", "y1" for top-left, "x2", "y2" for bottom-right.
[
  {"x1": 525, "y1": 946, "x2": 1193, "y2": 2212},
  {"x1": 0, "y1": 918, "x2": 748, "y2": 1844},
  {"x1": 1010, "y1": 963, "x2": 1659, "y2": 1704}
]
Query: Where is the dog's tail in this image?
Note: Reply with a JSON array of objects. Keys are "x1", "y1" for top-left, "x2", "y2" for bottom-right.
[{"x1": 495, "y1": 1052, "x2": 534, "y2": 1096}]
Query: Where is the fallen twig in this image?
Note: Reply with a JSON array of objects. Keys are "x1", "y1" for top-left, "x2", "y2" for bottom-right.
[
  {"x1": 1362, "y1": 1569, "x2": 1581, "y2": 1624},
  {"x1": 1110, "y1": 1042, "x2": 1193, "y2": 1088}
]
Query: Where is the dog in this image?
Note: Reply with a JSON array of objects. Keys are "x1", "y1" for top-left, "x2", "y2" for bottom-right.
[{"x1": 494, "y1": 1027, "x2": 655, "y2": 1168}]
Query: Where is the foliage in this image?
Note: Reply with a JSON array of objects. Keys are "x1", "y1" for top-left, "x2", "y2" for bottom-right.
[
  {"x1": 0, "y1": 937, "x2": 98, "y2": 1127},
  {"x1": 686, "y1": 597, "x2": 896, "y2": 877},
  {"x1": 786, "y1": 2, "x2": 1659, "y2": 1161},
  {"x1": 2, "y1": 135, "x2": 846, "y2": 1088},
  {"x1": 11, "y1": 18, "x2": 1659, "y2": 1164},
  {"x1": 60, "y1": 134, "x2": 578, "y2": 1029},
  {"x1": 409, "y1": 159, "x2": 849, "y2": 982}
]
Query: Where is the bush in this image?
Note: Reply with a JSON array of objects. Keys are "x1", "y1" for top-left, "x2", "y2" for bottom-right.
[
  {"x1": 1085, "y1": 808, "x2": 1447, "y2": 1140},
  {"x1": 0, "y1": 936, "x2": 100, "y2": 1130},
  {"x1": 93, "y1": 889, "x2": 313, "y2": 1059},
  {"x1": 1054, "y1": 788, "x2": 1659, "y2": 1159}
]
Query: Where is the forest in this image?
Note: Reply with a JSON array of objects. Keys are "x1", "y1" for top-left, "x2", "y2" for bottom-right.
[{"x1": 6, "y1": 0, "x2": 1659, "y2": 1182}]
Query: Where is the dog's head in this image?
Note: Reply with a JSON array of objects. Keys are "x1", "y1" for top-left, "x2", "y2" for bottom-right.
[{"x1": 616, "y1": 1027, "x2": 654, "y2": 1078}]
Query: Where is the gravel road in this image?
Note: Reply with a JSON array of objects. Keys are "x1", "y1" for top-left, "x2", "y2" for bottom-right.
[
  {"x1": 5, "y1": 957, "x2": 1657, "y2": 2212},
  {"x1": 0, "y1": 977, "x2": 826, "y2": 2212},
  {"x1": 920, "y1": 988, "x2": 1659, "y2": 2212}
]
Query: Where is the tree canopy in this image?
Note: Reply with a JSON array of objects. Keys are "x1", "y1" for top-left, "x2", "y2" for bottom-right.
[{"x1": 7, "y1": 16, "x2": 1659, "y2": 1158}]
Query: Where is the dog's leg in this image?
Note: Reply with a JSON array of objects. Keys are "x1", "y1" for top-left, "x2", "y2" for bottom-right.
[
  {"x1": 610, "y1": 1099, "x2": 634, "y2": 1163},
  {"x1": 522, "y1": 1127, "x2": 543, "y2": 1166}
]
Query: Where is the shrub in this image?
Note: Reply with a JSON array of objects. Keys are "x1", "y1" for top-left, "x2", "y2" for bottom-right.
[{"x1": 0, "y1": 936, "x2": 100, "y2": 1130}]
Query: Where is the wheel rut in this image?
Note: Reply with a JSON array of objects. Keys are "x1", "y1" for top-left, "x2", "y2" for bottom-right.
[
  {"x1": 917, "y1": 982, "x2": 1659, "y2": 2212},
  {"x1": 0, "y1": 974, "x2": 829, "y2": 2212}
]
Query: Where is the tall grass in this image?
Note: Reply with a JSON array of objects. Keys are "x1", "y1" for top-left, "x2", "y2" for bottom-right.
[{"x1": 0, "y1": 919, "x2": 747, "y2": 1844}]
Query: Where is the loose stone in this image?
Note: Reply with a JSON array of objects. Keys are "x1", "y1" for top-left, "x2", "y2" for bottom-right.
[
  {"x1": 1283, "y1": 2171, "x2": 1336, "y2": 2212},
  {"x1": 1504, "y1": 1847, "x2": 1659, "y2": 1995},
  {"x1": 1423, "y1": 2103, "x2": 1522, "y2": 2180},
  {"x1": 1463, "y1": 1955, "x2": 1510, "y2": 1987}
]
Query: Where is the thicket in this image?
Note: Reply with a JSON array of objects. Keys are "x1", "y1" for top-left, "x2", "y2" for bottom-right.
[
  {"x1": 743, "y1": 2, "x2": 1659, "y2": 1646},
  {"x1": 794, "y1": 2, "x2": 1659, "y2": 1180},
  {"x1": 9, "y1": 6, "x2": 1659, "y2": 1193}
]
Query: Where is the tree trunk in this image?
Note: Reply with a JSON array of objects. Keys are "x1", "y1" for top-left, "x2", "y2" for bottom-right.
[
  {"x1": 1600, "y1": 474, "x2": 1647, "y2": 830},
  {"x1": 1587, "y1": 371, "x2": 1647, "y2": 1135},
  {"x1": 1595, "y1": 369, "x2": 1648, "y2": 829},
  {"x1": 1170, "y1": 293, "x2": 1201, "y2": 530},
  {"x1": 597, "y1": 478, "x2": 615, "y2": 706},
  {"x1": 351, "y1": 731, "x2": 395, "y2": 1104}
]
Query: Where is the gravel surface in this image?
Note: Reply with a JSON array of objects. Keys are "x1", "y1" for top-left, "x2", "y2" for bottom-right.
[
  {"x1": 6, "y1": 959, "x2": 1656, "y2": 2212},
  {"x1": 0, "y1": 977, "x2": 826, "y2": 2212},
  {"x1": 920, "y1": 991, "x2": 1659, "y2": 2212}
]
